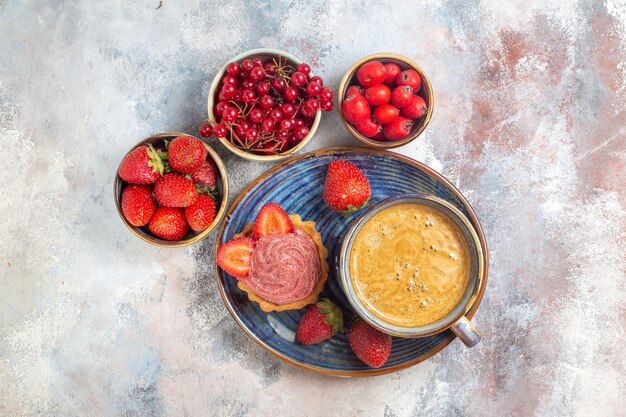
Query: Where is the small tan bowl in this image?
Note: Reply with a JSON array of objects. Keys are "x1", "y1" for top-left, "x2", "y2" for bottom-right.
[
  {"x1": 337, "y1": 53, "x2": 434, "y2": 149},
  {"x1": 114, "y1": 132, "x2": 229, "y2": 247},
  {"x1": 207, "y1": 48, "x2": 322, "y2": 162}
]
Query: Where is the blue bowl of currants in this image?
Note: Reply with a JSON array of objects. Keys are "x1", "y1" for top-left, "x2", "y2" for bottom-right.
[{"x1": 205, "y1": 48, "x2": 334, "y2": 162}]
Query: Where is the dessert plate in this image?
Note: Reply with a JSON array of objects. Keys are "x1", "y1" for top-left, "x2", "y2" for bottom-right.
[{"x1": 215, "y1": 147, "x2": 488, "y2": 376}]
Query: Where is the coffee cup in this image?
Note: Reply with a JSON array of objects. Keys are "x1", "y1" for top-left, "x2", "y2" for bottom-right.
[{"x1": 336, "y1": 194, "x2": 485, "y2": 347}]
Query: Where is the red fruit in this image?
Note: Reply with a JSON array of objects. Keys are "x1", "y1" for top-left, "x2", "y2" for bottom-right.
[
  {"x1": 304, "y1": 98, "x2": 319, "y2": 113},
  {"x1": 355, "y1": 118, "x2": 382, "y2": 138},
  {"x1": 373, "y1": 104, "x2": 400, "y2": 125},
  {"x1": 306, "y1": 81, "x2": 322, "y2": 96},
  {"x1": 185, "y1": 194, "x2": 217, "y2": 231},
  {"x1": 222, "y1": 75, "x2": 237, "y2": 86},
  {"x1": 260, "y1": 95, "x2": 274, "y2": 110},
  {"x1": 191, "y1": 159, "x2": 217, "y2": 187},
  {"x1": 293, "y1": 125, "x2": 309, "y2": 141},
  {"x1": 168, "y1": 136, "x2": 208, "y2": 174},
  {"x1": 154, "y1": 173, "x2": 198, "y2": 207},
  {"x1": 296, "y1": 299, "x2": 344, "y2": 345},
  {"x1": 271, "y1": 77, "x2": 286, "y2": 92},
  {"x1": 383, "y1": 116, "x2": 414, "y2": 140},
  {"x1": 118, "y1": 144, "x2": 165, "y2": 184},
  {"x1": 320, "y1": 100, "x2": 334, "y2": 112},
  {"x1": 149, "y1": 207, "x2": 189, "y2": 241},
  {"x1": 346, "y1": 85, "x2": 364, "y2": 96},
  {"x1": 348, "y1": 319, "x2": 391, "y2": 368},
  {"x1": 390, "y1": 85, "x2": 414, "y2": 109},
  {"x1": 252, "y1": 202, "x2": 294, "y2": 239},
  {"x1": 226, "y1": 62, "x2": 240, "y2": 76},
  {"x1": 249, "y1": 66, "x2": 265, "y2": 81},
  {"x1": 364, "y1": 84, "x2": 391, "y2": 106},
  {"x1": 356, "y1": 60, "x2": 387, "y2": 87},
  {"x1": 241, "y1": 59, "x2": 254, "y2": 72},
  {"x1": 310, "y1": 75, "x2": 323, "y2": 85},
  {"x1": 401, "y1": 95, "x2": 428, "y2": 119},
  {"x1": 291, "y1": 71, "x2": 307, "y2": 87},
  {"x1": 281, "y1": 103, "x2": 296, "y2": 118},
  {"x1": 213, "y1": 124, "x2": 227, "y2": 138},
  {"x1": 216, "y1": 237, "x2": 255, "y2": 279},
  {"x1": 320, "y1": 86, "x2": 334, "y2": 102},
  {"x1": 121, "y1": 185, "x2": 157, "y2": 227},
  {"x1": 383, "y1": 62, "x2": 401, "y2": 85},
  {"x1": 283, "y1": 86, "x2": 298, "y2": 102},
  {"x1": 323, "y1": 160, "x2": 371, "y2": 212},
  {"x1": 342, "y1": 94, "x2": 370, "y2": 124},
  {"x1": 256, "y1": 81, "x2": 270, "y2": 96},
  {"x1": 199, "y1": 124, "x2": 212, "y2": 138},
  {"x1": 249, "y1": 108, "x2": 264, "y2": 123},
  {"x1": 296, "y1": 62, "x2": 311, "y2": 76},
  {"x1": 396, "y1": 69, "x2": 422, "y2": 92}
]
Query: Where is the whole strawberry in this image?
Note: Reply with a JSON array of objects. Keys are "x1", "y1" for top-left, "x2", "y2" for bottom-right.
[
  {"x1": 168, "y1": 136, "x2": 208, "y2": 174},
  {"x1": 348, "y1": 319, "x2": 391, "y2": 368},
  {"x1": 149, "y1": 207, "x2": 189, "y2": 241},
  {"x1": 185, "y1": 194, "x2": 217, "y2": 231},
  {"x1": 121, "y1": 185, "x2": 157, "y2": 227},
  {"x1": 154, "y1": 173, "x2": 198, "y2": 208},
  {"x1": 118, "y1": 144, "x2": 165, "y2": 184},
  {"x1": 191, "y1": 159, "x2": 217, "y2": 188},
  {"x1": 296, "y1": 299, "x2": 344, "y2": 345},
  {"x1": 323, "y1": 160, "x2": 371, "y2": 212}
]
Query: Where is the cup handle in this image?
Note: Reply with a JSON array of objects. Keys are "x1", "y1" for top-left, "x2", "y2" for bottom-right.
[{"x1": 450, "y1": 316, "x2": 481, "y2": 348}]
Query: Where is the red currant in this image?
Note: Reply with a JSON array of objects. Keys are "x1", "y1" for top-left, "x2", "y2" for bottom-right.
[
  {"x1": 221, "y1": 84, "x2": 237, "y2": 99},
  {"x1": 222, "y1": 106, "x2": 238, "y2": 123},
  {"x1": 251, "y1": 57, "x2": 264, "y2": 67},
  {"x1": 256, "y1": 82, "x2": 270, "y2": 96},
  {"x1": 260, "y1": 95, "x2": 274, "y2": 110},
  {"x1": 250, "y1": 66, "x2": 265, "y2": 81},
  {"x1": 241, "y1": 59, "x2": 254, "y2": 72},
  {"x1": 222, "y1": 75, "x2": 237, "y2": 86},
  {"x1": 320, "y1": 87, "x2": 333, "y2": 102},
  {"x1": 283, "y1": 86, "x2": 298, "y2": 102},
  {"x1": 272, "y1": 77, "x2": 286, "y2": 92},
  {"x1": 306, "y1": 81, "x2": 322, "y2": 96},
  {"x1": 296, "y1": 62, "x2": 311, "y2": 76},
  {"x1": 242, "y1": 79, "x2": 255, "y2": 89},
  {"x1": 304, "y1": 98, "x2": 319, "y2": 113},
  {"x1": 215, "y1": 100, "x2": 229, "y2": 116},
  {"x1": 218, "y1": 90, "x2": 227, "y2": 102},
  {"x1": 199, "y1": 124, "x2": 212, "y2": 138},
  {"x1": 293, "y1": 118, "x2": 305, "y2": 127},
  {"x1": 241, "y1": 88, "x2": 256, "y2": 103},
  {"x1": 281, "y1": 103, "x2": 296, "y2": 118},
  {"x1": 213, "y1": 123, "x2": 227, "y2": 138},
  {"x1": 270, "y1": 108, "x2": 284, "y2": 121},
  {"x1": 261, "y1": 117, "x2": 276, "y2": 132},
  {"x1": 244, "y1": 127, "x2": 259, "y2": 142},
  {"x1": 320, "y1": 100, "x2": 334, "y2": 111},
  {"x1": 279, "y1": 119, "x2": 292, "y2": 130},
  {"x1": 293, "y1": 125, "x2": 309, "y2": 140},
  {"x1": 310, "y1": 75, "x2": 323, "y2": 85},
  {"x1": 275, "y1": 136, "x2": 290, "y2": 153},
  {"x1": 264, "y1": 62, "x2": 277, "y2": 76},
  {"x1": 276, "y1": 130, "x2": 290, "y2": 141},
  {"x1": 249, "y1": 108, "x2": 264, "y2": 123},
  {"x1": 226, "y1": 62, "x2": 240, "y2": 76},
  {"x1": 291, "y1": 71, "x2": 307, "y2": 87}
]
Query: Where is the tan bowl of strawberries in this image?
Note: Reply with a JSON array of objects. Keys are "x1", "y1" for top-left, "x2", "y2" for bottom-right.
[
  {"x1": 114, "y1": 132, "x2": 229, "y2": 247},
  {"x1": 338, "y1": 53, "x2": 434, "y2": 149}
]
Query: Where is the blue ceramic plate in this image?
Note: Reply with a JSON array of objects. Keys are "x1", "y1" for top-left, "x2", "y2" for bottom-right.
[{"x1": 215, "y1": 147, "x2": 488, "y2": 376}]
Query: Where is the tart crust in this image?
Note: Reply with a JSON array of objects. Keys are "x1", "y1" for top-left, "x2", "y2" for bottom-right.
[{"x1": 233, "y1": 214, "x2": 328, "y2": 312}]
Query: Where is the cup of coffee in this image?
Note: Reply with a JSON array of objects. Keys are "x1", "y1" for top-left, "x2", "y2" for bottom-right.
[{"x1": 336, "y1": 194, "x2": 485, "y2": 347}]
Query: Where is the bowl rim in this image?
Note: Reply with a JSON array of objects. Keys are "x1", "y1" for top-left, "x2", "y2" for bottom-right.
[
  {"x1": 207, "y1": 48, "x2": 322, "y2": 162},
  {"x1": 338, "y1": 194, "x2": 485, "y2": 338},
  {"x1": 337, "y1": 52, "x2": 434, "y2": 149},
  {"x1": 114, "y1": 132, "x2": 230, "y2": 247}
]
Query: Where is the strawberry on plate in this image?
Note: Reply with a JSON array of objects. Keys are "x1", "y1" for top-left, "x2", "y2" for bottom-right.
[
  {"x1": 296, "y1": 298, "x2": 344, "y2": 345},
  {"x1": 148, "y1": 207, "x2": 189, "y2": 241},
  {"x1": 217, "y1": 237, "x2": 256, "y2": 278},
  {"x1": 253, "y1": 202, "x2": 294, "y2": 239},
  {"x1": 185, "y1": 194, "x2": 216, "y2": 232},
  {"x1": 323, "y1": 160, "x2": 371, "y2": 212},
  {"x1": 118, "y1": 144, "x2": 166, "y2": 184},
  {"x1": 348, "y1": 319, "x2": 392, "y2": 368},
  {"x1": 154, "y1": 173, "x2": 198, "y2": 208},
  {"x1": 168, "y1": 135, "x2": 208, "y2": 174},
  {"x1": 121, "y1": 184, "x2": 157, "y2": 227}
]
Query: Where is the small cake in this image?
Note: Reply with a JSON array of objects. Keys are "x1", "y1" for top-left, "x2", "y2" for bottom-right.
[{"x1": 217, "y1": 203, "x2": 328, "y2": 312}]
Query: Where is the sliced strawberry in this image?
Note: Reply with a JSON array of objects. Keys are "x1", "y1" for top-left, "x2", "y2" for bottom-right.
[
  {"x1": 217, "y1": 237, "x2": 255, "y2": 279},
  {"x1": 252, "y1": 202, "x2": 294, "y2": 240}
]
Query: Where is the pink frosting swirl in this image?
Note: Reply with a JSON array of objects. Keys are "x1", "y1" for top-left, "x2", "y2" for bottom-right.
[{"x1": 245, "y1": 229, "x2": 321, "y2": 305}]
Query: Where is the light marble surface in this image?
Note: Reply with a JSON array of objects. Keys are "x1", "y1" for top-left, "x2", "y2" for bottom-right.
[{"x1": 1, "y1": 1, "x2": 625, "y2": 416}]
